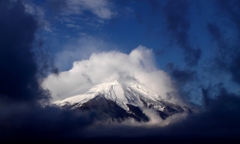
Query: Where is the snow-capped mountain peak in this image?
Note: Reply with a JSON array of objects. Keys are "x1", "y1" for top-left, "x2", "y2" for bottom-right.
[
  {"x1": 54, "y1": 80, "x2": 162, "y2": 110},
  {"x1": 54, "y1": 80, "x2": 191, "y2": 121}
]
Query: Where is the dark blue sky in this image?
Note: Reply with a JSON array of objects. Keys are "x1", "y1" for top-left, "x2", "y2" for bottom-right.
[
  {"x1": 38, "y1": 0, "x2": 222, "y2": 70},
  {"x1": 32, "y1": 0, "x2": 240, "y2": 104}
]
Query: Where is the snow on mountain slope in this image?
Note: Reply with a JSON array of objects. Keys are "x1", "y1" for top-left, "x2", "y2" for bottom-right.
[
  {"x1": 53, "y1": 80, "x2": 191, "y2": 121},
  {"x1": 54, "y1": 80, "x2": 165, "y2": 111}
]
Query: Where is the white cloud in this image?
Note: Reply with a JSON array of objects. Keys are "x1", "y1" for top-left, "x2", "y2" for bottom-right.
[
  {"x1": 64, "y1": 0, "x2": 114, "y2": 19},
  {"x1": 22, "y1": 0, "x2": 115, "y2": 34},
  {"x1": 24, "y1": 3, "x2": 52, "y2": 32},
  {"x1": 43, "y1": 45, "x2": 181, "y2": 104},
  {"x1": 112, "y1": 109, "x2": 188, "y2": 128},
  {"x1": 54, "y1": 36, "x2": 118, "y2": 70},
  {"x1": 66, "y1": 23, "x2": 82, "y2": 29}
]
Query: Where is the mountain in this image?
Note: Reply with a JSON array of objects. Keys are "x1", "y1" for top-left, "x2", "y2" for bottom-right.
[{"x1": 53, "y1": 80, "x2": 192, "y2": 122}]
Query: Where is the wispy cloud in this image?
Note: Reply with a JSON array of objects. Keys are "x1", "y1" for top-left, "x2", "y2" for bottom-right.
[
  {"x1": 63, "y1": 0, "x2": 115, "y2": 19},
  {"x1": 47, "y1": 0, "x2": 115, "y2": 33},
  {"x1": 23, "y1": 3, "x2": 52, "y2": 32}
]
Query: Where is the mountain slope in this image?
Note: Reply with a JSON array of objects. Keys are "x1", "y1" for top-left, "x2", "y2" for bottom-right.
[{"x1": 54, "y1": 80, "x2": 191, "y2": 121}]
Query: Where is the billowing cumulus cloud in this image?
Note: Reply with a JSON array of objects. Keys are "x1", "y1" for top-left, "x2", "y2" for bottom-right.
[
  {"x1": 43, "y1": 45, "x2": 181, "y2": 104},
  {"x1": 54, "y1": 36, "x2": 118, "y2": 71}
]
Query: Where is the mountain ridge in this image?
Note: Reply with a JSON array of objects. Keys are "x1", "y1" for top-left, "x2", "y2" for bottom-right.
[{"x1": 53, "y1": 80, "x2": 192, "y2": 122}]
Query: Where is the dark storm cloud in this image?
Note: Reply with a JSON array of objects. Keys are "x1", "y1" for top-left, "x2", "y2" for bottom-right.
[
  {"x1": 0, "y1": 0, "x2": 58, "y2": 103},
  {"x1": 216, "y1": 0, "x2": 240, "y2": 32},
  {"x1": 0, "y1": 0, "x2": 49, "y2": 102},
  {"x1": 179, "y1": 87, "x2": 240, "y2": 138},
  {"x1": 213, "y1": 0, "x2": 240, "y2": 85},
  {"x1": 207, "y1": 23, "x2": 221, "y2": 42},
  {"x1": 165, "y1": 0, "x2": 240, "y2": 137},
  {"x1": 0, "y1": 0, "x2": 92, "y2": 142},
  {"x1": 0, "y1": 103, "x2": 94, "y2": 141},
  {"x1": 126, "y1": 0, "x2": 202, "y2": 66},
  {"x1": 207, "y1": 0, "x2": 240, "y2": 85},
  {"x1": 167, "y1": 64, "x2": 197, "y2": 86},
  {"x1": 163, "y1": 0, "x2": 201, "y2": 67},
  {"x1": 166, "y1": 63, "x2": 198, "y2": 103},
  {"x1": 81, "y1": 86, "x2": 240, "y2": 142},
  {"x1": 207, "y1": 23, "x2": 230, "y2": 58},
  {"x1": 229, "y1": 53, "x2": 240, "y2": 84}
]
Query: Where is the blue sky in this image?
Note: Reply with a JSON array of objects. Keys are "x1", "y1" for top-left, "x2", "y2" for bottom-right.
[
  {"x1": 35, "y1": 0, "x2": 215, "y2": 69},
  {"x1": 22, "y1": 0, "x2": 240, "y2": 105},
  {"x1": 3, "y1": 0, "x2": 237, "y2": 104}
]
